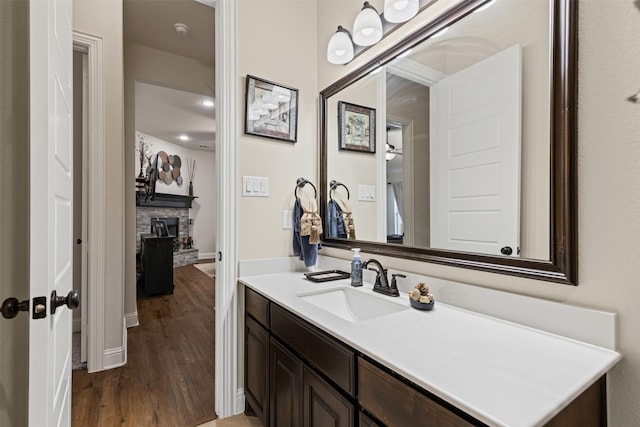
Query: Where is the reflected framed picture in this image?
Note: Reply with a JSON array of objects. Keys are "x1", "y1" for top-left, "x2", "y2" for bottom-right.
[
  {"x1": 245, "y1": 75, "x2": 299, "y2": 143},
  {"x1": 338, "y1": 101, "x2": 376, "y2": 153}
]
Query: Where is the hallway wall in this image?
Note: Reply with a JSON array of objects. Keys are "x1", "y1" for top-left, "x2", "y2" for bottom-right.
[{"x1": 73, "y1": 0, "x2": 126, "y2": 365}]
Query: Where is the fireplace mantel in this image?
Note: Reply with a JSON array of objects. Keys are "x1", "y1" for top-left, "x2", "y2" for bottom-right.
[{"x1": 136, "y1": 193, "x2": 197, "y2": 209}]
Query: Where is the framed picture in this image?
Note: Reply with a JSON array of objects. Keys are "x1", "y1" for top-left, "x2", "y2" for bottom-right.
[
  {"x1": 338, "y1": 101, "x2": 376, "y2": 153},
  {"x1": 245, "y1": 75, "x2": 299, "y2": 143}
]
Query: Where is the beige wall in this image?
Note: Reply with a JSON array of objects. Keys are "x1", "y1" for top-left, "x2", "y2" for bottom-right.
[
  {"x1": 0, "y1": 0, "x2": 29, "y2": 424},
  {"x1": 237, "y1": 0, "x2": 318, "y2": 261},
  {"x1": 74, "y1": 0, "x2": 125, "y2": 352},
  {"x1": 318, "y1": 0, "x2": 640, "y2": 425},
  {"x1": 326, "y1": 76, "x2": 379, "y2": 242},
  {"x1": 124, "y1": 42, "x2": 215, "y2": 320}
]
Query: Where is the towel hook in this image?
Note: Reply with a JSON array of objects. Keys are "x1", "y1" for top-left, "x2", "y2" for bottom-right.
[
  {"x1": 329, "y1": 180, "x2": 350, "y2": 200},
  {"x1": 294, "y1": 177, "x2": 317, "y2": 199}
]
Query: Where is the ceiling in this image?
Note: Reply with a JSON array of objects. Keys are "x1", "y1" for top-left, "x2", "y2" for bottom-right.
[
  {"x1": 124, "y1": 0, "x2": 215, "y2": 66},
  {"x1": 125, "y1": 0, "x2": 216, "y2": 151},
  {"x1": 135, "y1": 82, "x2": 216, "y2": 150}
]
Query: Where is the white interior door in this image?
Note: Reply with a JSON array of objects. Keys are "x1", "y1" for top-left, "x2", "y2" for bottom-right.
[
  {"x1": 29, "y1": 0, "x2": 75, "y2": 425},
  {"x1": 430, "y1": 44, "x2": 521, "y2": 256}
]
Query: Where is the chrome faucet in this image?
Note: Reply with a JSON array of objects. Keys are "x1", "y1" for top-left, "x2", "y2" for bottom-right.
[{"x1": 363, "y1": 259, "x2": 401, "y2": 297}]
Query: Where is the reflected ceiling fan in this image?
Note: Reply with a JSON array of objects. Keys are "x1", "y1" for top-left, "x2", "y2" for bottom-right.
[{"x1": 386, "y1": 125, "x2": 403, "y2": 160}]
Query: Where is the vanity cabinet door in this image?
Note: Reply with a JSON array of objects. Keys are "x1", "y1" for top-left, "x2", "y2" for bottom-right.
[
  {"x1": 303, "y1": 367, "x2": 354, "y2": 427},
  {"x1": 270, "y1": 338, "x2": 303, "y2": 427},
  {"x1": 245, "y1": 315, "x2": 270, "y2": 426}
]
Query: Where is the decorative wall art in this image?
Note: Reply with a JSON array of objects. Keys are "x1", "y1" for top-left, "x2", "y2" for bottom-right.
[
  {"x1": 245, "y1": 75, "x2": 299, "y2": 143},
  {"x1": 155, "y1": 151, "x2": 184, "y2": 186},
  {"x1": 338, "y1": 101, "x2": 376, "y2": 153}
]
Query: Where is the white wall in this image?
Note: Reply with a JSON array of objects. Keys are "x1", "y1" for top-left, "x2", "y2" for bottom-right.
[
  {"x1": 317, "y1": 0, "x2": 640, "y2": 425},
  {"x1": 74, "y1": 0, "x2": 125, "y2": 357},
  {"x1": 124, "y1": 41, "x2": 215, "y2": 320},
  {"x1": 135, "y1": 132, "x2": 216, "y2": 255}
]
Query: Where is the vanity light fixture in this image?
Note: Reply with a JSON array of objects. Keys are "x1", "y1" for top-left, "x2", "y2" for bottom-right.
[
  {"x1": 327, "y1": 26, "x2": 355, "y2": 64},
  {"x1": 383, "y1": 0, "x2": 419, "y2": 23},
  {"x1": 353, "y1": 2, "x2": 383, "y2": 46}
]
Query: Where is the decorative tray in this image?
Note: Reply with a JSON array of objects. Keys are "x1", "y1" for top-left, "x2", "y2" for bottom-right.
[{"x1": 304, "y1": 270, "x2": 351, "y2": 283}]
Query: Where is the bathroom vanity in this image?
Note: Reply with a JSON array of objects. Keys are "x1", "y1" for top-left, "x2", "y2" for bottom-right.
[{"x1": 240, "y1": 259, "x2": 620, "y2": 427}]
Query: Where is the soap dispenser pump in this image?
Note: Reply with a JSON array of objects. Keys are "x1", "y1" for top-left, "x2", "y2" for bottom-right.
[{"x1": 351, "y1": 248, "x2": 363, "y2": 287}]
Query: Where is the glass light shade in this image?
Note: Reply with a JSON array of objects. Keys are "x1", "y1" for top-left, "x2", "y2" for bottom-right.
[
  {"x1": 383, "y1": 0, "x2": 419, "y2": 23},
  {"x1": 327, "y1": 26, "x2": 354, "y2": 64},
  {"x1": 353, "y1": 2, "x2": 383, "y2": 46}
]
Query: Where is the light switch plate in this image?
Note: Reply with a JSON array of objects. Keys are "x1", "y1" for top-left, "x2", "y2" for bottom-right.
[
  {"x1": 242, "y1": 176, "x2": 269, "y2": 197},
  {"x1": 282, "y1": 210, "x2": 293, "y2": 229},
  {"x1": 358, "y1": 184, "x2": 375, "y2": 201}
]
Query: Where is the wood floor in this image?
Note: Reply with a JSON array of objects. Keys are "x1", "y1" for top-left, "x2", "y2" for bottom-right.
[{"x1": 72, "y1": 263, "x2": 216, "y2": 427}]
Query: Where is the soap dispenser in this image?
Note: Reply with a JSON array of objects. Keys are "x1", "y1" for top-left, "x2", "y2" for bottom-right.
[{"x1": 350, "y1": 248, "x2": 363, "y2": 287}]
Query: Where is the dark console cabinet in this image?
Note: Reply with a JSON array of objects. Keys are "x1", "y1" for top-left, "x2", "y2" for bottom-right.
[{"x1": 140, "y1": 234, "x2": 174, "y2": 295}]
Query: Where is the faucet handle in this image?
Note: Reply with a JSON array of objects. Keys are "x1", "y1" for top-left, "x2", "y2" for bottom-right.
[{"x1": 390, "y1": 274, "x2": 406, "y2": 290}]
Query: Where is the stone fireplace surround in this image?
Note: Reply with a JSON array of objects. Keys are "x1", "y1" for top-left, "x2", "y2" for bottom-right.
[{"x1": 136, "y1": 206, "x2": 198, "y2": 267}]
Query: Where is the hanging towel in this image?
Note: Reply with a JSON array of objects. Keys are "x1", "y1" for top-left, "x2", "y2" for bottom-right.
[
  {"x1": 327, "y1": 199, "x2": 347, "y2": 238},
  {"x1": 335, "y1": 197, "x2": 356, "y2": 240},
  {"x1": 293, "y1": 197, "x2": 322, "y2": 267}
]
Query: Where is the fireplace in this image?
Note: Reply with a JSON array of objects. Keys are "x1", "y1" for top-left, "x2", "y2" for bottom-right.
[{"x1": 151, "y1": 217, "x2": 179, "y2": 238}]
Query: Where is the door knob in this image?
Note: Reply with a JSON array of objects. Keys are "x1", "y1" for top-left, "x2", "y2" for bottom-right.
[
  {"x1": 50, "y1": 290, "x2": 80, "y2": 314},
  {"x1": 500, "y1": 246, "x2": 513, "y2": 255},
  {"x1": 0, "y1": 297, "x2": 29, "y2": 319}
]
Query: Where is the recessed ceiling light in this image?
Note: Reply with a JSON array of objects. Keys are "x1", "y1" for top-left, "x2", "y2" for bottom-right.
[
  {"x1": 202, "y1": 100, "x2": 215, "y2": 108},
  {"x1": 178, "y1": 135, "x2": 189, "y2": 141}
]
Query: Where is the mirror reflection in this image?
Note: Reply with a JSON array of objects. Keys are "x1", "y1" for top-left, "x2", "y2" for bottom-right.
[{"x1": 325, "y1": 0, "x2": 551, "y2": 260}]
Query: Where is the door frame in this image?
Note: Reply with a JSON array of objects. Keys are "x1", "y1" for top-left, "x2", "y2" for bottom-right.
[
  {"x1": 72, "y1": 31, "x2": 106, "y2": 373},
  {"x1": 213, "y1": 0, "x2": 243, "y2": 418}
]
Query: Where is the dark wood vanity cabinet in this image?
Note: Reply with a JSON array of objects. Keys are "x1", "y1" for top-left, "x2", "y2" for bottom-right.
[
  {"x1": 244, "y1": 286, "x2": 606, "y2": 427},
  {"x1": 245, "y1": 315, "x2": 270, "y2": 425},
  {"x1": 270, "y1": 338, "x2": 302, "y2": 426}
]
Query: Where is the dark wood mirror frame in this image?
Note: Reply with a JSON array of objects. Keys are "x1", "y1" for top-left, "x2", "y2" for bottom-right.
[{"x1": 319, "y1": 0, "x2": 577, "y2": 285}]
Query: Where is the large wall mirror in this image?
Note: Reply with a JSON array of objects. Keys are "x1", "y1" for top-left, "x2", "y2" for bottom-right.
[{"x1": 320, "y1": 0, "x2": 577, "y2": 284}]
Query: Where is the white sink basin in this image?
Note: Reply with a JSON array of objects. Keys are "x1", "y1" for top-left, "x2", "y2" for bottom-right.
[{"x1": 297, "y1": 287, "x2": 408, "y2": 322}]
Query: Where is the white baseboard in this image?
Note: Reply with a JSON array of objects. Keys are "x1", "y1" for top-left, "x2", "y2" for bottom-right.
[
  {"x1": 199, "y1": 252, "x2": 216, "y2": 260},
  {"x1": 235, "y1": 388, "x2": 245, "y2": 415},
  {"x1": 72, "y1": 318, "x2": 81, "y2": 333},
  {"x1": 103, "y1": 322, "x2": 127, "y2": 370},
  {"x1": 103, "y1": 345, "x2": 126, "y2": 370},
  {"x1": 125, "y1": 311, "x2": 139, "y2": 328}
]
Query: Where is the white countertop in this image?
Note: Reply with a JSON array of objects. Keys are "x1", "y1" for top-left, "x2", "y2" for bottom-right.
[{"x1": 239, "y1": 270, "x2": 621, "y2": 427}]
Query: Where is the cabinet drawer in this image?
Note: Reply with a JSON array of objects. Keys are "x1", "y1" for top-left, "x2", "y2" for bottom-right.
[
  {"x1": 246, "y1": 287, "x2": 270, "y2": 328},
  {"x1": 271, "y1": 304, "x2": 355, "y2": 397},
  {"x1": 358, "y1": 357, "x2": 477, "y2": 427}
]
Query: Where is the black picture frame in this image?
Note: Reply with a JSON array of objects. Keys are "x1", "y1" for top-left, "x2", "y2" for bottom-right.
[
  {"x1": 244, "y1": 75, "x2": 299, "y2": 143},
  {"x1": 338, "y1": 101, "x2": 376, "y2": 153}
]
